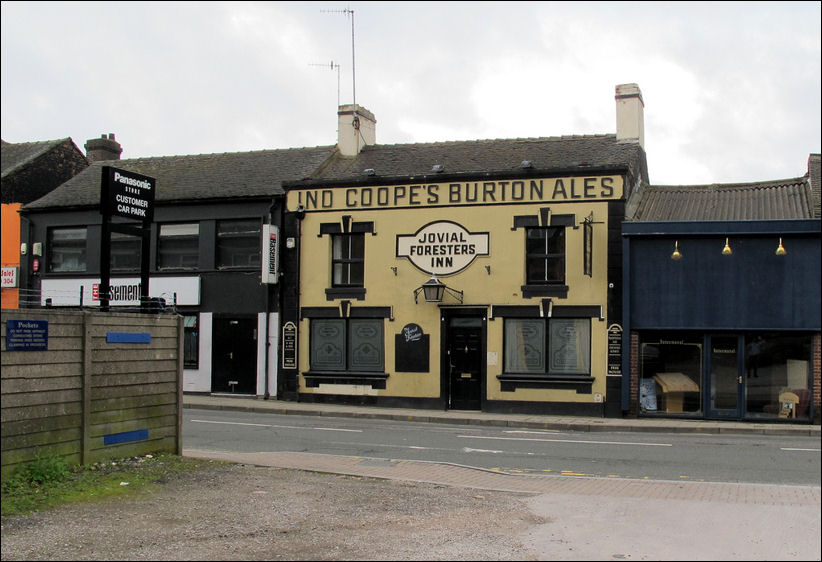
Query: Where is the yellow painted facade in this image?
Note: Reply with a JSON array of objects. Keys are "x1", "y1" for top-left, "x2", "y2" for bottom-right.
[{"x1": 287, "y1": 175, "x2": 623, "y2": 409}]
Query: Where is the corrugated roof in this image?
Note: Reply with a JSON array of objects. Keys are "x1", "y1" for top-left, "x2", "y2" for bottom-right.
[
  {"x1": 310, "y1": 134, "x2": 646, "y2": 182},
  {"x1": 809, "y1": 153, "x2": 820, "y2": 218},
  {"x1": 1, "y1": 138, "x2": 73, "y2": 177},
  {"x1": 627, "y1": 177, "x2": 815, "y2": 221},
  {"x1": 24, "y1": 145, "x2": 337, "y2": 209}
]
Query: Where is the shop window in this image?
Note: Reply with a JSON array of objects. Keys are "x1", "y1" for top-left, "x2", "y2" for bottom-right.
[
  {"x1": 183, "y1": 314, "x2": 199, "y2": 369},
  {"x1": 217, "y1": 219, "x2": 261, "y2": 269},
  {"x1": 745, "y1": 333, "x2": 812, "y2": 420},
  {"x1": 332, "y1": 233, "x2": 364, "y2": 287},
  {"x1": 525, "y1": 227, "x2": 565, "y2": 285},
  {"x1": 504, "y1": 318, "x2": 591, "y2": 375},
  {"x1": 158, "y1": 223, "x2": 199, "y2": 270},
  {"x1": 110, "y1": 231, "x2": 141, "y2": 272},
  {"x1": 48, "y1": 227, "x2": 87, "y2": 272},
  {"x1": 639, "y1": 334, "x2": 702, "y2": 415},
  {"x1": 309, "y1": 318, "x2": 384, "y2": 372}
]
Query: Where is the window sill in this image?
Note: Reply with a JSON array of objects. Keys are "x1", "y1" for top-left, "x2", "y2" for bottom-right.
[
  {"x1": 521, "y1": 284, "x2": 569, "y2": 298},
  {"x1": 497, "y1": 373, "x2": 593, "y2": 393},
  {"x1": 303, "y1": 371, "x2": 388, "y2": 389}
]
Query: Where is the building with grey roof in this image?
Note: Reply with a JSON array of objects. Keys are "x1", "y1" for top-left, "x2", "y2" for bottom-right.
[
  {"x1": 18, "y1": 84, "x2": 649, "y2": 409},
  {"x1": 622, "y1": 157, "x2": 820, "y2": 423}
]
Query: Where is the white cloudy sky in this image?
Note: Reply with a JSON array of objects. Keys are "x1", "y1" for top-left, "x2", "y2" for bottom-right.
[{"x1": 2, "y1": 1, "x2": 820, "y2": 185}]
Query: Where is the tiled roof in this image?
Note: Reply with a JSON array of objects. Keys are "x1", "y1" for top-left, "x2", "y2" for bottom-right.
[
  {"x1": 23, "y1": 135, "x2": 648, "y2": 210},
  {"x1": 1, "y1": 138, "x2": 73, "y2": 177},
  {"x1": 24, "y1": 145, "x2": 337, "y2": 209},
  {"x1": 309, "y1": 135, "x2": 647, "y2": 182},
  {"x1": 627, "y1": 177, "x2": 815, "y2": 221}
]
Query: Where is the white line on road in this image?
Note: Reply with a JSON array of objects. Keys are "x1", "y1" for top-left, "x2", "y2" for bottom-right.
[
  {"x1": 190, "y1": 419, "x2": 362, "y2": 433},
  {"x1": 462, "y1": 447, "x2": 505, "y2": 454},
  {"x1": 781, "y1": 447, "x2": 822, "y2": 452},
  {"x1": 504, "y1": 430, "x2": 562, "y2": 435},
  {"x1": 458, "y1": 435, "x2": 672, "y2": 447}
]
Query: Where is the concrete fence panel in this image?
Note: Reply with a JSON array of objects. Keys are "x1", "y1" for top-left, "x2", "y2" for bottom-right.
[{"x1": 1, "y1": 309, "x2": 183, "y2": 481}]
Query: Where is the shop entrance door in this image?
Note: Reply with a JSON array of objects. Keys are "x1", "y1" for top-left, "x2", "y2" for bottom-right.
[
  {"x1": 706, "y1": 335, "x2": 743, "y2": 419},
  {"x1": 212, "y1": 316, "x2": 257, "y2": 394},
  {"x1": 444, "y1": 315, "x2": 484, "y2": 410}
]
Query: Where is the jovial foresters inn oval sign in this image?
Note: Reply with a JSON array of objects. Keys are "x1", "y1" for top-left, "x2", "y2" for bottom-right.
[{"x1": 396, "y1": 221, "x2": 489, "y2": 276}]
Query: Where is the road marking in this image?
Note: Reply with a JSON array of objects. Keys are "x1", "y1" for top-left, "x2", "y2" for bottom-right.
[
  {"x1": 781, "y1": 447, "x2": 821, "y2": 452},
  {"x1": 504, "y1": 430, "x2": 562, "y2": 435},
  {"x1": 311, "y1": 427, "x2": 362, "y2": 432},
  {"x1": 191, "y1": 419, "x2": 288, "y2": 428},
  {"x1": 190, "y1": 419, "x2": 362, "y2": 433},
  {"x1": 458, "y1": 435, "x2": 672, "y2": 447},
  {"x1": 462, "y1": 447, "x2": 505, "y2": 454}
]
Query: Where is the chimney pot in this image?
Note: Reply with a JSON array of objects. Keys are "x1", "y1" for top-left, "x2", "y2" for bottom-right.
[{"x1": 85, "y1": 133, "x2": 123, "y2": 162}]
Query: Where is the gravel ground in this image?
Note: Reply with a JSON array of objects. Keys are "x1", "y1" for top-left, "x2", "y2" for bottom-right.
[{"x1": 1, "y1": 462, "x2": 543, "y2": 561}]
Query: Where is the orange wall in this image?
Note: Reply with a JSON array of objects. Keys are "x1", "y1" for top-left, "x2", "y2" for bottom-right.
[{"x1": 1, "y1": 203, "x2": 21, "y2": 308}]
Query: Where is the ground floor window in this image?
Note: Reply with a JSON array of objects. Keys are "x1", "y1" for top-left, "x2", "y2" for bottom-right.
[
  {"x1": 504, "y1": 318, "x2": 591, "y2": 376},
  {"x1": 638, "y1": 331, "x2": 813, "y2": 419},
  {"x1": 310, "y1": 318, "x2": 384, "y2": 372},
  {"x1": 639, "y1": 333, "x2": 702, "y2": 415},
  {"x1": 745, "y1": 333, "x2": 811, "y2": 419}
]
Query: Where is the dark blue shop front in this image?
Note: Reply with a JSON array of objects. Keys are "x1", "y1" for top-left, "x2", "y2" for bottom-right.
[{"x1": 622, "y1": 219, "x2": 821, "y2": 422}]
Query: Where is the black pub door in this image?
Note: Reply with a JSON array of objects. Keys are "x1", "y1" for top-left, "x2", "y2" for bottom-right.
[
  {"x1": 444, "y1": 316, "x2": 484, "y2": 410},
  {"x1": 212, "y1": 316, "x2": 257, "y2": 394}
]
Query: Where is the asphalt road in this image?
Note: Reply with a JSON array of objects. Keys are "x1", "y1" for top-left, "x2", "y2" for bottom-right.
[{"x1": 183, "y1": 408, "x2": 822, "y2": 486}]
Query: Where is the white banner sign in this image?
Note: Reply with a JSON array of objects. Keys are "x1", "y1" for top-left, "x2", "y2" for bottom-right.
[{"x1": 41, "y1": 276, "x2": 200, "y2": 306}]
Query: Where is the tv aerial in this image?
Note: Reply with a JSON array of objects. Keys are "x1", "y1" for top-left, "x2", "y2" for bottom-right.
[
  {"x1": 321, "y1": 7, "x2": 356, "y2": 108},
  {"x1": 309, "y1": 60, "x2": 341, "y2": 107}
]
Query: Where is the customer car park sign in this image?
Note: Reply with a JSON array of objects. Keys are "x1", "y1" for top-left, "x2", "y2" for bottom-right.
[{"x1": 102, "y1": 166, "x2": 155, "y2": 224}]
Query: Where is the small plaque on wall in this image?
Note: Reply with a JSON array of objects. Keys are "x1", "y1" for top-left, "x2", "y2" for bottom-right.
[{"x1": 395, "y1": 323, "x2": 429, "y2": 372}]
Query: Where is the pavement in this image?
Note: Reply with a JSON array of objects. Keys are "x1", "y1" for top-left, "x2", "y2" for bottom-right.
[{"x1": 183, "y1": 393, "x2": 821, "y2": 436}]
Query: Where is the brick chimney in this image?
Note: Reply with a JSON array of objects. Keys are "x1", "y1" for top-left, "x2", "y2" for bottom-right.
[
  {"x1": 85, "y1": 133, "x2": 122, "y2": 162},
  {"x1": 615, "y1": 84, "x2": 644, "y2": 149},
  {"x1": 337, "y1": 105, "x2": 376, "y2": 156}
]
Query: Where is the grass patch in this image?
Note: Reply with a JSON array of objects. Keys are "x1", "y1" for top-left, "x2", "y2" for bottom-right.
[{"x1": 1, "y1": 453, "x2": 224, "y2": 517}]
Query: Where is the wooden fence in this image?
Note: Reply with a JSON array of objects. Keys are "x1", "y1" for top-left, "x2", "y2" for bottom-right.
[{"x1": 1, "y1": 309, "x2": 183, "y2": 481}]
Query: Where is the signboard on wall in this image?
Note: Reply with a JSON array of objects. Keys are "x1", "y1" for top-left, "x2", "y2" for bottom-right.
[
  {"x1": 608, "y1": 323, "x2": 623, "y2": 376},
  {"x1": 396, "y1": 221, "x2": 489, "y2": 276},
  {"x1": 40, "y1": 277, "x2": 200, "y2": 307},
  {"x1": 6, "y1": 320, "x2": 48, "y2": 351},
  {"x1": 281, "y1": 321, "x2": 297, "y2": 370},
  {"x1": 261, "y1": 224, "x2": 279, "y2": 284},
  {"x1": 1, "y1": 267, "x2": 18, "y2": 288}
]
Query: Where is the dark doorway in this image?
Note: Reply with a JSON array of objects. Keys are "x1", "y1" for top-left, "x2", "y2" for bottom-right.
[
  {"x1": 212, "y1": 316, "x2": 257, "y2": 394},
  {"x1": 444, "y1": 315, "x2": 484, "y2": 410}
]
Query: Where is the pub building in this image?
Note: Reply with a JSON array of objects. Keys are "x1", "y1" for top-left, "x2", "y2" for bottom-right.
[
  {"x1": 279, "y1": 84, "x2": 649, "y2": 415},
  {"x1": 621, "y1": 154, "x2": 821, "y2": 422}
]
